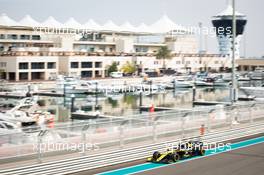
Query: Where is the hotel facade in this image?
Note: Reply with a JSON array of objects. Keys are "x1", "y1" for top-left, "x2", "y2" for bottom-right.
[{"x1": 0, "y1": 14, "x2": 232, "y2": 81}]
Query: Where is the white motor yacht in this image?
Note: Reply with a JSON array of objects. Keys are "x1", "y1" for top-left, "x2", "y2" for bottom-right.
[
  {"x1": 240, "y1": 87, "x2": 264, "y2": 98},
  {"x1": 0, "y1": 110, "x2": 36, "y2": 127},
  {"x1": 167, "y1": 80, "x2": 193, "y2": 88},
  {"x1": 194, "y1": 78, "x2": 214, "y2": 86},
  {"x1": 0, "y1": 120, "x2": 22, "y2": 134}
]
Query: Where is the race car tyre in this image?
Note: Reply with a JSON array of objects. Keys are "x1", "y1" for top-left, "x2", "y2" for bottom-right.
[
  {"x1": 198, "y1": 149, "x2": 205, "y2": 156},
  {"x1": 153, "y1": 151, "x2": 161, "y2": 160},
  {"x1": 172, "y1": 153, "x2": 181, "y2": 162}
]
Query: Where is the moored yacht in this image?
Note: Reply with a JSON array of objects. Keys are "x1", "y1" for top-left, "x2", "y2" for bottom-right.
[{"x1": 240, "y1": 86, "x2": 264, "y2": 98}]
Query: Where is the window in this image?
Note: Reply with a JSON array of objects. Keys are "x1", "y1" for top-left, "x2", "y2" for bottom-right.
[
  {"x1": 81, "y1": 71, "x2": 93, "y2": 78},
  {"x1": 90, "y1": 47, "x2": 95, "y2": 52},
  {"x1": 7, "y1": 34, "x2": 17, "y2": 40},
  {"x1": 20, "y1": 35, "x2": 30, "y2": 40},
  {"x1": 215, "y1": 61, "x2": 219, "y2": 64},
  {"x1": 81, "y1": 62, "x2": 93, "y2": 68},
  {"x1": 70, "y1": 62, "x2": 79, "y2": 68},
  {"x1": 80, "y1": 33, "x2": 93, "y2": 41},
  {"x1": 31, "y1": 62, "x2": 44, "y2": 69},
  {"x1": 0, "y1": 34, "x2": 5, "y2": 39},
  {"x1": 0, "y1": 62, "x2": 7, "y2": 68},
  {"x1": 95, "y1": 33, "x2": 102, "y2": 40},
  {"x1": 19, "y1": 72, "x2": 28, "y2": 80},
  {"x1": 186, "y1": 61, "x2": 190, "y2": 64},
  {"x1": 99, "y1": 46, "x2": 105, "y2": 52},
  {"x1": 19, "y1": 63, "x2": 28, "y2": 69},
  {"x1": 154, "y1": 61, "x2": 159, "y2": 65},
  {"x1": 32, "y1": 35, "x2": 41, "y2": 40},
  {"x1": 135, "y1": 46, "x2": 148, "y2": 52},
  {"x1": 176, "y1": 61, "x2": 181, "y2": 64},
  {"x1": 95, "y1": 62, "x2": 102, "y2": 68},
  {"x1": 47, "y1": 62, "x2": 56, "y2": 69}
]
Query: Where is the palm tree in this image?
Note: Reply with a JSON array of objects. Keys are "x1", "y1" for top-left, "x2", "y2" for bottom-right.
[
  {"x1": 107, "y1": 62, "x2": 118, "y2": 76},
  {"x1": 121, "y1": 61, "x2": 136, "y2": 75},
  {"x1": 156, "y1": 46, "x2": 172, "y2": 71}
]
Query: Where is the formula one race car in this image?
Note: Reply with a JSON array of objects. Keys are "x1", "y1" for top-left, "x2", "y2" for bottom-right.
[{"x1": 147, "y1": 141, "x2": 205, "y2": 163}]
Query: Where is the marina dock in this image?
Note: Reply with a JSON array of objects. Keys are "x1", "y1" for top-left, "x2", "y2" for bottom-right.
[{"x1": 193, "y1": 101, "x2": 232, "y2": 106}]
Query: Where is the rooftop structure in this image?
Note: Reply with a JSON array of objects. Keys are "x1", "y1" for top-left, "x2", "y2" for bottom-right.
[{"x1": 212, "y1": 2, "x2": 247, "y2": 58}]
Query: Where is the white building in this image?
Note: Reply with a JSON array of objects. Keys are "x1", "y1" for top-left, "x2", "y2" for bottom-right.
[{"x1": 0, "y1": 14, "x2": 230, "y2": 81}]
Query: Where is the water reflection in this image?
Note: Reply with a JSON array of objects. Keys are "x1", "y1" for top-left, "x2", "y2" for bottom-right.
[
  {"x1": 2, "y1": 80, "x2": 262, "y2": 123},
  {"x1": 35, "y1": 87, "x2": 230, "y2": 122}
]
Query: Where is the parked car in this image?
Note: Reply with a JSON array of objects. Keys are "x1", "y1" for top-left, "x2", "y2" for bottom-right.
[{"x1": 110, "y1": 72, "x2": 123, "y2": 78}]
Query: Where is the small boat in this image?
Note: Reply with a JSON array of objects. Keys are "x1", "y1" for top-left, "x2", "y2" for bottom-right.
[
  {"x1": 248, "y1": 68, "x2": 264, "y2": 80},
  {"x1": 238, "y1": 77, "x2": 250, "y2": 81},
  {"x1": 0, "y1": 120, "x2": 22, "y2": 134},
  {"x1": 240, "y1": 87, "x2": 264, "y2": 98},
  {"x1": 167, "y1": 80, "x2": 193, "y2": 89},
  {"x1": 71, "y1": 110, "x2": 103, "y2": 120},
  {"x1": 195, "y1": 77, "x2": 230, "y2": 87},
  {"x1": 213, "y1": 78, "x2": 231, "y2": 87},
  {"x1": 55, "y1": 76, "x2": 89, "y2": 94},
  {"x1": 194, "y1": 78, "x2": 214, "y2": 87},
  {"x1": 0, "y1": 110, "x2": 36, "y2": 127}
]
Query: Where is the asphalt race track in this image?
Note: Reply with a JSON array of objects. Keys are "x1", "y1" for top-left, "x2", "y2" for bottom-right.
[
  {"x1": 71, "y1": 135, "x2": 264, "y2": 175},
  {"x1": 134, "y1": 142, "x2": 264, "y2": 175}
]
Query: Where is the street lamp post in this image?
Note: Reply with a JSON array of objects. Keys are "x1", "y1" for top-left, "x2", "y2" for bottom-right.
[{"x1": 231, "y1": 0, "x2": 237, "y2": 104}]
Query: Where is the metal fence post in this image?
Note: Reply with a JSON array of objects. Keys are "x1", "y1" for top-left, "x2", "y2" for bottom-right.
[
  {"x1": 152, "y1": 116, "x2": 161, "y2": 143},
  {"x1": 149, "y1": 80, "x2": 153, "y2": 95},
  {"x1": 208, "y1": 109, "x2": 216, "y2": 133},
  {"x1": 249, "y1": 103, "x2": 256, "y2": 123},
  {"x1": 181, "y1": 113, "x2": 188, "y2": 139},
  {"x1": 81, "y1": 124, "x2": 90, "y2": 156},
  {"x1": 192, "y1": 86, "x2": 196, "y2": 107},
  {"x1": 230, "y1": 106, "x2": 236, "y2": 129},
  {"x1": 173, "y1": 79, "x2": 176, "y2": 92},
  {"x1": 152, "y1": 121, "x2": 157, "y2": 143},
  {"x1": 37, "y1": 130, "x2": 48, "y2": 163},
  {"x1": 119, "y1": 120, "x2": 128, "y2": 148},
  {"x1": 70, "y1": 94, "x2": 75, "y2": 113},
  {"x1": 139, "y1": 90, "x2": 143, "y2": 114}
]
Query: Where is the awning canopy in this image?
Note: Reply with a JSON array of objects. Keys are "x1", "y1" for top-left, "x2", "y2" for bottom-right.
[
  {"x1": 0, "y1": 13, "x2": 189, "y2": 34},
  {"x1": 64, "y1": 17, "x2": 82, "y2": 29},
  {"x1": 0, "y1": 13, "x2": 19, "y2": 26},
  {"x1": 102, "y1": 20, "x2": 120, "y2": 31},
  {"x1": 150, "y1": 15, "x2": 186, "y2": 33},
  {"x1": 120, "y1": 21, "x2": 137, "y2": 32},
  {"x1": 41, "y1": 16, "x2": 63, "y2": 28},
  {"x1": 19, "y1": 15, "x2": 40, "y2": 27},
  {"x1": 83, "y1": 19, "x2": 102, "y2": 31}
]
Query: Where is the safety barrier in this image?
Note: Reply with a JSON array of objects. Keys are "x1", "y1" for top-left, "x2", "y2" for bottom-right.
[
  {"x1": 0, "y1": 122, "x2": 263, "y2": 175},
  {"x1": 0, "y1": 101, "x2": 264, "y2": 161}
]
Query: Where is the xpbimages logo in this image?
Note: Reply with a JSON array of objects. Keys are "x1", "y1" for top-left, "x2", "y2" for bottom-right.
[
  {"x1": 164, "y1": 141, "x2": 232, "y2": 153},
  {"x1": 33, "y1": 141, "x2": 99, "y2": 153},
  {"x1": 33, "y1": 25, "x2": 232, "y2": 38}
]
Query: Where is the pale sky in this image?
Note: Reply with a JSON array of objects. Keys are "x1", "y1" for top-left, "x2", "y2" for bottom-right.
[{"x1": 0, "y1": 0, "x2": 263, "y2": 57}]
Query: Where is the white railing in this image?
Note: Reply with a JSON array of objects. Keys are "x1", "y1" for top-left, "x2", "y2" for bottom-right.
[
  {"x1": 0, "y1": 101, "x2": 263, "y2": 161},
  {"x1": 0, "y1": 122, "x2": 263, "y2": 175}
]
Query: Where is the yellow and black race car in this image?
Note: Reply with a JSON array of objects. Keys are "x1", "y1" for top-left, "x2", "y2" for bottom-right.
[{"x1": 147, "y1": 141, "x2": 205, "y2": 163}]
